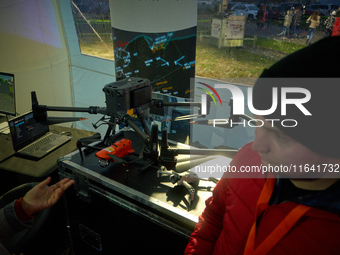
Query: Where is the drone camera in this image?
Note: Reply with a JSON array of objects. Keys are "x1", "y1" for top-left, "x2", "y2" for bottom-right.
[{"x1": 103, "y1": 77, "x2": 152, "y2": 115}]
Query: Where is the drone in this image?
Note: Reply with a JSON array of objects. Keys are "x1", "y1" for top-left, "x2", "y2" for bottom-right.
[{"x1": 31, "y1": 77, "x2": 252, "y2": 205}]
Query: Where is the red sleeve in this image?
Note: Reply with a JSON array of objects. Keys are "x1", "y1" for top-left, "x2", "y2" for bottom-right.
[
  {"x1": 14, "y1": 197, "x2": 35, "y2": 222},
  {"x1": 184, "y1": 177, "x2": 229, "y2": 255},
  {"x1": 184, "y1": 143, "x2": 262, "y2": 254}
]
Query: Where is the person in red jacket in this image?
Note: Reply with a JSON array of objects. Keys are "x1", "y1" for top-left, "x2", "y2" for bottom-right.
[{"x1": 185, "y1": 36, "x2": 340, "y2": 254}]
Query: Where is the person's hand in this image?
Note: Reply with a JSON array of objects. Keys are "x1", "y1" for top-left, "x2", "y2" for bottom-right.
[{"x1": 21, "y1": 177, "x2": 75, "y2": 216}]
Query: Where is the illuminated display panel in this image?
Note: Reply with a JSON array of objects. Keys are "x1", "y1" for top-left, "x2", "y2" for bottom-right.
[
  {"x1": 0, "y1": 72, "x2": 15, "y2": 116},
  {"x1": 113, "y1": 27, "x2": 196, "y2": 98}
]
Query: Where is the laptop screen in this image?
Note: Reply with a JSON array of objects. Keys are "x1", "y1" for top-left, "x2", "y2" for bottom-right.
[
  {"x1": 0, "y1": 72, "x2": 16, "y2": 116},
  {"x1": 8, "y1": 112, "x2": 49, "y2": 151}
]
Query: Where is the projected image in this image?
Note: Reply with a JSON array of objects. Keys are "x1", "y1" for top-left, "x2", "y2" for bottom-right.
[
  {"x1": 112, "y1": 27, "x2": 196, "y2": 98},
  {"x1": 0, "y1": 73, "x2": 15, "y2": 116}
]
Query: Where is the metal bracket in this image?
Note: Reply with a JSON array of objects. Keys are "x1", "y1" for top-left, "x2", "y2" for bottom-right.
[{"x1": 74, "y1": 173, "x2": 91, "y2": 203}]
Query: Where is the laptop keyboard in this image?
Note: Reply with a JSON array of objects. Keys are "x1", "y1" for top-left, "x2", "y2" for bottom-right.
[{"x1": 20, "y1": 133, "x2": 61, "y2": 153}]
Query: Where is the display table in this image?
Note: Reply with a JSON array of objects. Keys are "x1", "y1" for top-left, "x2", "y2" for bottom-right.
[{"x1": 58, "y1": 130, "x2": 221, "y2": 254}]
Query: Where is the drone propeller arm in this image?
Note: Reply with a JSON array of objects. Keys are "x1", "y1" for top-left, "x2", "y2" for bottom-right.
[
  {"x1": 31, "y1": 91, "x2": 107, "y2": 124},
  {"x1": 135, "y1": 106, "x2": 150, "y2": 136},
  {"x1": 142, "y1": 124, "x2": 159, "y2": 161},
  {"x1": 117, "y1": 112, "x2": 149, "y2": 142},
  {"x1": 152, "y1": 100, "x2": 201, "y2": 108},
  {"x1": 42, "y1": 117, "x2": 88, "y2": 125},
  {"x1": 41, "y1": 105, "x2": 107, "y2": 115}
]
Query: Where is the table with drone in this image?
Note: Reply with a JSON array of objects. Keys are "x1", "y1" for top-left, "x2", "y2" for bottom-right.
[
  {"x1": 57, "y1": 129, "x2": 222, "y2": 254},
  {"x1": 40, "y1": 78, "x2": 241, "y2": 254}
]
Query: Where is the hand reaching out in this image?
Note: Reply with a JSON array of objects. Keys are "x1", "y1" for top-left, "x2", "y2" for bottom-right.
[{"x1": 21, "y1": 177, "x2": 75, "y2": 216}]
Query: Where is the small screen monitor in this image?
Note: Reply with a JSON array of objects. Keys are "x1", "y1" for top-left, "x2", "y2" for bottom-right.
[{"x1": 0, "y1": 72, "x2": 16, "y2": 116}]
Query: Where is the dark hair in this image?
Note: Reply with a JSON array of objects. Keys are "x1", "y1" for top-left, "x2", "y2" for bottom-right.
[{"x1": 312, "y1": 11, "x2": 318, "y2": 20}]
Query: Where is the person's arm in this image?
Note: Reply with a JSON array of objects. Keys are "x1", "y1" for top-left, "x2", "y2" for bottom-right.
[
  {"x1": 20, "y1": 177, "x2": 74, "y2": 217},
  {"x1": 0, "y1": 192, "x2": 43, "y2": 243},
  {"x1": 0, "y1": 177, "x2": 74, "y2": 242},
  {"x1": 184, "y1": 178, "x2": 228, "y2": 255},
  {"x1": 185, "y1": 143, "x2": 261, "y2": 255},
  {"x1": 0, "y1": 200, "x2": 33, "y2": 243}
]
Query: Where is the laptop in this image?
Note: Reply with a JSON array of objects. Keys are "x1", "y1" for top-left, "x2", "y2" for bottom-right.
[{"x1": 7, "y1": 111, "x2": 71, "y2": 159}]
